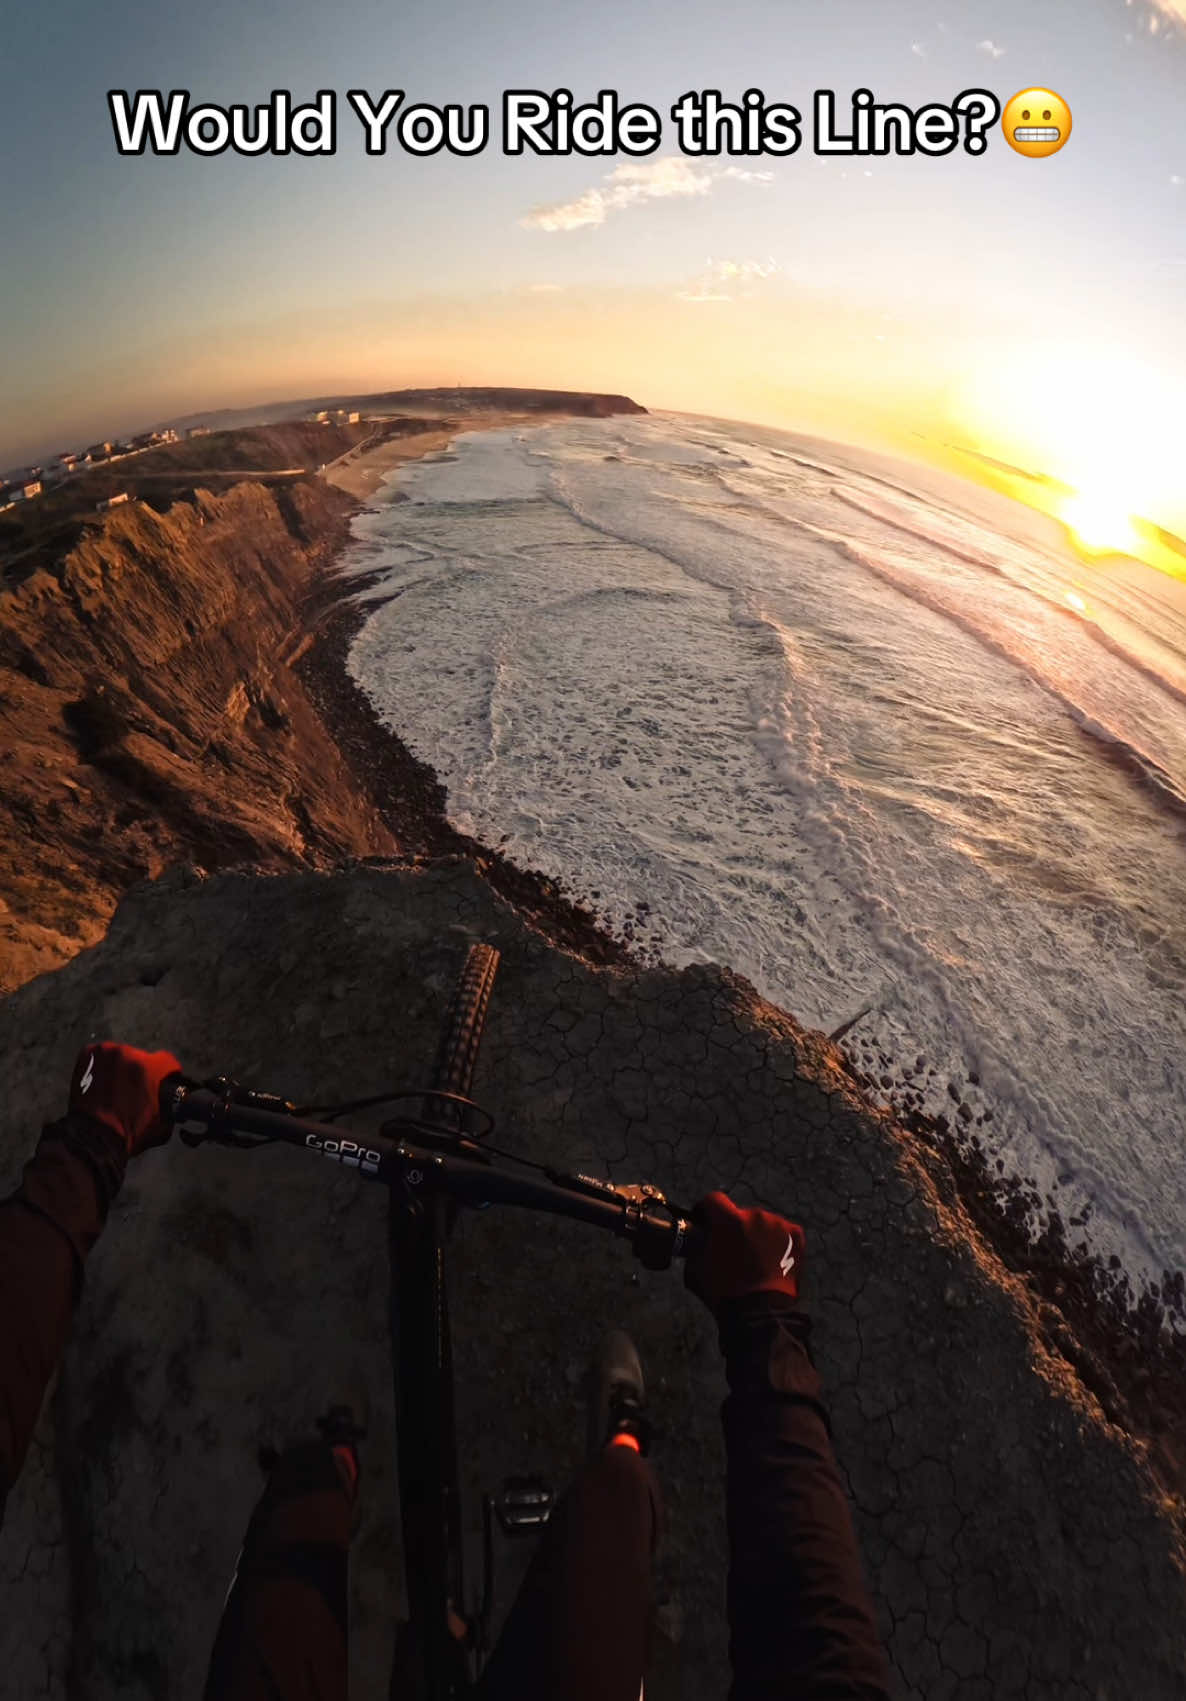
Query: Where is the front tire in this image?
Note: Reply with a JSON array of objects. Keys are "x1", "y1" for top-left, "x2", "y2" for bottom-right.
[{"x1": 427, "y1": 944, "x2": 500, "y2": 1126}]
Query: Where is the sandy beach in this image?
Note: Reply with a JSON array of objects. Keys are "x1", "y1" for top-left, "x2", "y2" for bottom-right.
[{"x1": 321, "y1": 411, "x2": 568, "y2": 502}]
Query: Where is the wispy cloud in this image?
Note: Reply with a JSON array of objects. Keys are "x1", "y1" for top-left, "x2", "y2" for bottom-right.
[
  {"x1": 1147, "y1": 0, "x2": 1186, "y2": 27},
  {"x1": 677, "y1": 257, "x2": 779, "y2": 304},
  {"x1": 977, "y1": 38, "x2": 1006, "y2": 58},
  {"x1": 521, "y1": 158, "x2": 771, "y2": 233},
  {"x1": 719, "y1": 165, "x2": 775, "y2": 185}
]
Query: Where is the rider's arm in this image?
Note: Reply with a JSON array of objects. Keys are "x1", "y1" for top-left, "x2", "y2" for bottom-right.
[
  {"x1": 0, "y1": 1045, "x2": 179, "y2": 1525},
  {"x1": 719, "y1": 1292, "x2": 890, "y2": 1700},
  {"x1": 688, "y1": 1193, "x2": 891, "y2": 1701}
]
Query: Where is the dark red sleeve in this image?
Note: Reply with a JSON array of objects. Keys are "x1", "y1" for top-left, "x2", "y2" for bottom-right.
[
  {"x1": 0, "y1": 1116, "x2": 126, "y2": 1522},
  {"x1": 718, "y1": 1292, "x2": 892, "y2": 1700}
]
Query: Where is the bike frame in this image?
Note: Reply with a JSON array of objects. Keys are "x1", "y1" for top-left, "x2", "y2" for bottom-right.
[
  {"x1": 172, "y1": 1085, "x2": 695, "y2": 1700},
  {"x1": 389, "y1": 1184, "x2": 470, "y2": 1698}
]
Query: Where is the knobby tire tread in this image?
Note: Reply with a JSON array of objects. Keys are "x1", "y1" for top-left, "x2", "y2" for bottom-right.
[{"x1": 429, "y1": 943, "x2": 500, "y2": 1107}]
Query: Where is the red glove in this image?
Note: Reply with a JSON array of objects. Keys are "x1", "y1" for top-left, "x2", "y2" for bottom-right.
[
  {"x1": 68, "y1": 1042, "x2": 183, "y2": 1158},
  {"x1": 685, "y1": 1190, "x2": 806, "y2": 1312}
]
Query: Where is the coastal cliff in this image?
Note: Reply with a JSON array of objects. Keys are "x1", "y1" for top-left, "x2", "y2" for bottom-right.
[
  {"x1": 1, "y1": 414, "x2": 1184, "y2": 1699},
  {"x1": 0, "y1": 395, "x2": 650, "y2": 995},
  {"x1": 0, "y1": 476, "x2": 396, "y2": 993}
]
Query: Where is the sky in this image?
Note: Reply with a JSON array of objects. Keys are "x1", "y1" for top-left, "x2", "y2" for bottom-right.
[{"x1": 3, "y1": 0, "x2": 1186, "y2": 533}]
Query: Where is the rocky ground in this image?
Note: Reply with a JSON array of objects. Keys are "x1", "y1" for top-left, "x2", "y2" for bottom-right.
[{"x1": 1, "y1": 859, "x2": 1184, "y2": 1699}]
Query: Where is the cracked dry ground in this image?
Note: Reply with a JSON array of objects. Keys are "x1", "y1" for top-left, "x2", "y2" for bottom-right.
[{"x1": 1, "y1": 859, "x2": 1184, "y2": 1699}]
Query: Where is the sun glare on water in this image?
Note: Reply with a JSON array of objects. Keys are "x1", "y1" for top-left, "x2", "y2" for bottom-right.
[
  {"x1": 962, "y1": 342, "x2": 1182, "y2": 566},
  {"x1": 1059, "y1": 491, "x2": 1142, "y2": 559}
]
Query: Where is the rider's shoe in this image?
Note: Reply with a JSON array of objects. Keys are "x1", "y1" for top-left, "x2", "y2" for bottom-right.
[
  {"x1": 315, "y1": 1366, "x2": 370, "y2": 1526},
  {"x1": 253, "y1": 1369, "x2": 369, "y2": 1535},
  {"x1": 586, "y1": 1329, "x2": 652, "y2": 1459}
]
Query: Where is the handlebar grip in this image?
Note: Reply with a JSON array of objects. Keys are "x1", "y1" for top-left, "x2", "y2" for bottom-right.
[
  {"x1": 163, "y1": 1080, "x2": 225, "y2": 1147},
  {"x1": 632, "y1": 1202, "x2": 705, "y2": 1270}
]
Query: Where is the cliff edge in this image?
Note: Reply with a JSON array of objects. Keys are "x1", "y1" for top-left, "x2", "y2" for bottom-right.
[{"x1": 0, "y1": 860, "x2": 1183, "y2": 1700}]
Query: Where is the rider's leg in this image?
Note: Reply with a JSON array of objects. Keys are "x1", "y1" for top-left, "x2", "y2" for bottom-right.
[
  {"x1": 479, "y1": 1439, "x2": 661, "y2": 1701},
  {"x1": 202, "y1": 1437, "x2": 357, "y2": 1701}
]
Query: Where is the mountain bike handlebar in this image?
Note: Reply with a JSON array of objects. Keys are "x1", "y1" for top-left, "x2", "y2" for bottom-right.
[{"x1": 165, "y1": 1080, "x2": 703, "y2": 1271}]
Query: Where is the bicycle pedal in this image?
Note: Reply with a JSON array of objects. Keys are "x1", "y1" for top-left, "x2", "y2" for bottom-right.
[{"x1": 493, "y1": 1474, "x2": 554, "y2": 1537}]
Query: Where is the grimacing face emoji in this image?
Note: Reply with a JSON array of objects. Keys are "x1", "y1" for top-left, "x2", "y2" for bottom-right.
[{"x1": 1002, "y1": 89, "x2": 1072, "y2": 157}]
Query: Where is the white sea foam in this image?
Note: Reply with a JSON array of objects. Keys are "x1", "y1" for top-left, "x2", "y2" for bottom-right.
[{"x1": 345, "y1": 414, "x2": 1186, "y2": 1289}]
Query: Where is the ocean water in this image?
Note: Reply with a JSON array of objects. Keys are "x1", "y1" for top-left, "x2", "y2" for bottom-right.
[{"x1": 343, "y1": 414, "x2": 1186, "y2": 1291}]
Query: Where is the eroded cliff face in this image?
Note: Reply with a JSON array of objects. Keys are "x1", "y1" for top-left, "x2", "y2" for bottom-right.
[{"x1": 0, "y1": 479, "x2": 396, "y2": 992}]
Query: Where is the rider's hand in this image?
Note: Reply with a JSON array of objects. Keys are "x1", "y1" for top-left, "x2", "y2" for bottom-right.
[
  {"x1": 685, "y1": 1190, "x2": 806, "y2": 1312},
  {"x1": 67, "y1": 1042, "x2": 183, "y2": 1158}
]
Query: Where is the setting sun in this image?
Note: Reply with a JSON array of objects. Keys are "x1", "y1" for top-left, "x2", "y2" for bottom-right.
[
  {"x1": 1060, "y1": 491, "x2": 1142, "y2": 559},
  {"x1": 959, "y1": 342, "x2": 1186, "y2": 548}
]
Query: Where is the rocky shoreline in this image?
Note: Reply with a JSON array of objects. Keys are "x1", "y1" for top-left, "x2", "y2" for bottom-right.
[
  {"x1": 298, "y1": 566, "x2": 637, "y2": 969},
  {"x1": 297, "y1": 442, "x2": 1186, "y2": 1511}
]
